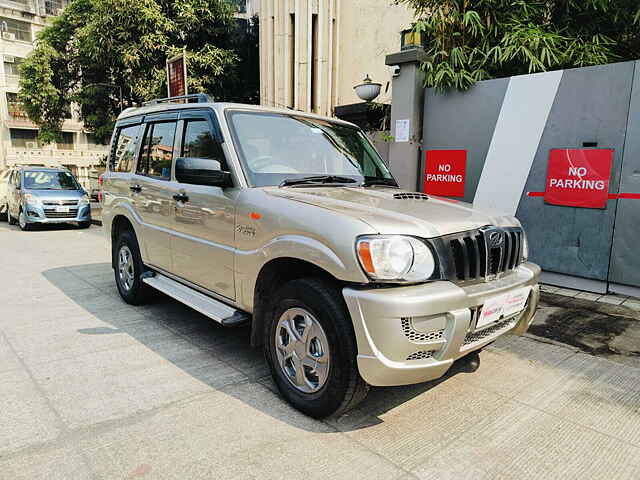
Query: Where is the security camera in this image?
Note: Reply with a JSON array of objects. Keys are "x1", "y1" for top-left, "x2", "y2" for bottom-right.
[{"x1": 389, "y1": 65, "x2": 400, "y2": 77}]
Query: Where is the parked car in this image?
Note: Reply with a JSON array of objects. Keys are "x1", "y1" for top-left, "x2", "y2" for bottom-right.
[
  {"x1": 6, "y1": 167, "x2": 92, "y2": 231},
  {"x1": 102, "y1": 94, "x2": 540, "y2": 418},
  {"x1": 0, "y1": 169, "x2": 10, "y2": 220}
]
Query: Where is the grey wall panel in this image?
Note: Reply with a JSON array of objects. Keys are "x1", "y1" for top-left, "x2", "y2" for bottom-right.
[
  {"x1": 422, "y1": 77, "x2": 509, "y2": 204},
  {"x1": 610, "y1": 61, "x2": 640, "y2": 287},
  {"x1": 515, "y1": 61, "x2": 634, "y2": 280}
]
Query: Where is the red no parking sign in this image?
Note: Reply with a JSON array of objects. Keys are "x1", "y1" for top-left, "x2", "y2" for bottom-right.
[
  {"x1": 423, "y1": 150, "x2": 467, "y2": 197},
  {"x1": 544, "y1": 149, "x2": 614, "y2": 209}
]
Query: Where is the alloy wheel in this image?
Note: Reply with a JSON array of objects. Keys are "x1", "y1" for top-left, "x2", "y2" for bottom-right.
[{"x1": 118, "y1": 245, "x2": 135, "y2": 291}]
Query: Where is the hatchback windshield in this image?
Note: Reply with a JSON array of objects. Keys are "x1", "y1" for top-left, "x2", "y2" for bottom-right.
[
  {"x1": 23, "y1": 171, "x2": 79, "y2": 190},
  {"x1": 228, "y1": 111, "x2": 396, "y2": 187}
]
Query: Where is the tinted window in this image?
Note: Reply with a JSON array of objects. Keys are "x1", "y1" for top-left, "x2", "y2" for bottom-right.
[
  {"x1": 23, "y1": 171, "x2": 79, "y2": 190},
  {"x1": 182, "y1": 120, "x2": 226, "y2": 167},
  {"x1": 138, "y1": 122, "x2": 176, "y2": 179},
  {"x1": 112, "y1": 124, "x2": 141, "y2": 173}
]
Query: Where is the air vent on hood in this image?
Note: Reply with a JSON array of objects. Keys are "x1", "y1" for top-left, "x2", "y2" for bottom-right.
[{"x1": 393, "y1": 193, "x2": 430, "y2": 200}]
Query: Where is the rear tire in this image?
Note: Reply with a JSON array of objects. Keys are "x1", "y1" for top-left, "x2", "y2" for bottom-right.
[
  {"x1": 113, "y1": 229, "x2": 152, "y2": 305},
  {"x1": 265, "y1": 277, "x2": 369, "y2": 418}
]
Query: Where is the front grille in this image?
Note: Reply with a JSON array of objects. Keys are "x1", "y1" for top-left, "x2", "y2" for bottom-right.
[
  {"x1": 462, "y1": 316, "x2": 519, "y2": 348},
  {"x1": 393, "y1": 193, "x2": 430, "y2": 201},
  {"x1": 44, "y1": 208, "x2": 78, "y2": 218},
  {"x1": 42, "y1": 200, "x2": 78, "y2": 206},
  {"x1": 406, "y1": 350, "x2": 435, "y2": 361},
  {"x1": 401, "y1": 318, "x2": 445, "y2": 343},
  {"x1": 441, "y1": 227, "x2": 524, "y2": 283}
]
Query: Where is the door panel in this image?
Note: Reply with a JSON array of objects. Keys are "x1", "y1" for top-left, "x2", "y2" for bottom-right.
[
  {"x1": 609, "y1": 60, "x2": 640, "y2": 287},
  {"x1": 169, "y1": 113, "x2": 237, "y2": 300},
  {"x1": 133, "y1": 120, "x2": 179, "y2": 271}
]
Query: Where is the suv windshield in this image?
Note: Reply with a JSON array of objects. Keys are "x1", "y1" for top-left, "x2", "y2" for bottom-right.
[
  {"x1": 23, "y1": 171, "x2": 79, "y2": 190},
  {"x1": 227, "y1": 111, "x2": 396, "y2": 187}
]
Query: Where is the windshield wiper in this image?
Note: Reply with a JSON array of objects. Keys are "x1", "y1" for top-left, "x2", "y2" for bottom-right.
[
  {"x1": 279, "y1": 175, "x2": 359, "y2": 187},
  {"x1": 362, "y1": 178, "x2": 399, "y2": 187}
]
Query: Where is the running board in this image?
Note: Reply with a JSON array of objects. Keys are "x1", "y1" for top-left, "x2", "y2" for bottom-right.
[{"x1": 141, "y1": 273, "x2": 250, "y2": 327}]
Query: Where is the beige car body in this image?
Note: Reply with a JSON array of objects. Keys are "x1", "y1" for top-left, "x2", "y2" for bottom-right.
[{"x1": 103, "y1": 102, "x2": 540, "y2": 387}]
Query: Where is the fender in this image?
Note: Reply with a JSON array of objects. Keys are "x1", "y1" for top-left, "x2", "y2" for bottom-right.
[
  {"x1": 105, "y1": 200, "x2": 149, "y2": 264},
  {"x1": 235, "y1": 234, "x2": 366, "y2": 313}
]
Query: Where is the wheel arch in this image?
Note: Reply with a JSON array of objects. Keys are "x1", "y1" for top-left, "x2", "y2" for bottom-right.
[
  {"x1": 111, "y1": 215, "x2": 138, "y2": 269},
  {"x1": 250, "y1": 257, "x2": 342, "y2": 348}
]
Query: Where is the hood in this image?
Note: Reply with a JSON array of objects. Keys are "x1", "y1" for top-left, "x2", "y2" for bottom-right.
[
  {"x1": 25, "y1": 189, "x2": 85, "y2": 201},
  {"x1": 265, "y1": 186, "x2": 520, "y2": 237}
]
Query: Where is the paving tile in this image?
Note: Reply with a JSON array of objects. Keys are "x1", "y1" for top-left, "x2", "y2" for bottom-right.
[
  {"x1": 0, "y1": 334, "x2": 23, "y2": 374},
  {"x1": 621, "y1": 300, "x2": 640, "y2": 311},
  {"x1": 0, "y1": 446, "x2": 91, "y2": 480},
  {"x1": 553, "y1": 287, "x2": 580, "y2": 297},
  {"x1": 516, "y1": 352, "x2": 640, "y2": 447},
  {"x1": 597, "y1": 294, "x2": 627, "y2": 305},
  {"x1": 77, "y1": 382, "x2": 404, "y2": 480},
  {"x1": 0, "y1": 368, "x2": 61, "y2": 455},
  {"x1": 411, "y1": 401, "x2": 640, "y2": 480},
  {"x1": 28, "y1": 339, "x2": 247, "y2": 429},
  {"x1": 328, "y1": 374, "x2": 510, "y2": 471},
  {"x1": 574, "y1": 291, "x2": 602, "y2": 301},
  {"x1": 459, "y1": 335, "x2": 576, "y2": 398}
]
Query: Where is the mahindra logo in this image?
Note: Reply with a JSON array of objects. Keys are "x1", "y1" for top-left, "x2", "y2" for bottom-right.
[{"x1": 488, "y1": 231, "x2": 504, "y2": 248}]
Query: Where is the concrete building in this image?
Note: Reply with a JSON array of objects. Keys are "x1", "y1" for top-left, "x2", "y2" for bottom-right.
[
  {"x1": 0, "y1": 0, "x2": 108, "y2": 188},
  {"x1": 258, "y1": 0, "x2": 414, "y2": 117}
]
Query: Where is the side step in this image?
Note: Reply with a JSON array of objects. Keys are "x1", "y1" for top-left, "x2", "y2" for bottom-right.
[{"x1": 142, "y1": 272, "x2": 250, "y2": 327}]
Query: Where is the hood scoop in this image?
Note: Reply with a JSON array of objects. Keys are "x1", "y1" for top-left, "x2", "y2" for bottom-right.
[{"x1": 393, "y1": 193, "x2": 430, "y2": 201}]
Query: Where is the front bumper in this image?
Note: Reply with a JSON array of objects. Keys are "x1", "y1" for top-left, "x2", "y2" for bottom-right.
[
  {"x1": 343, "y1": 262, "x2": 541, "y2": 387},
  {"x1": 22, "y1": 203, "x2": 91, "y2": 224}
]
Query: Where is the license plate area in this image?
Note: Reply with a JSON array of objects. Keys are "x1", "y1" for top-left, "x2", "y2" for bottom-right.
[
  {"x1": 475, "y1": 287, "x2": 531, "y2": 330},
  {"x1": 56, "y1": 206, "x2": 70, "y2": 213}
]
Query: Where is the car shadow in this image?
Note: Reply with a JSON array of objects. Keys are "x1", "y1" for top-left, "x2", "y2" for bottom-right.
[{"x1": 41, "y1": 263, "x2": 469, "y2": 433}]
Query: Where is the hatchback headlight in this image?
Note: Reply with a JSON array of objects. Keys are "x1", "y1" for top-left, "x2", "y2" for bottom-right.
[
  {"x1": 24, "y1": 193, "x2": 42, "y2": 207},
  {"x1": 78, "y1": 194, "x2": 90, "y2": 206},
  {"x1": 356, "y1": 235, "x2": 437, "y2": 282}
]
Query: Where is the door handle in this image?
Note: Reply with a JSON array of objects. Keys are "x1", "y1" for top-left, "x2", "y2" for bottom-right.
[
  {"x1": 130, "y1": 185, "x2": 142, "y2": 193},
  {"x1": 173, "y1": 193, "x2": 189, "y2": 203}
]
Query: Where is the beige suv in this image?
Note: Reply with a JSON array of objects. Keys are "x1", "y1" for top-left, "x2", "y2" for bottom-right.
[{"x1": 103, "y1": 94, "x2": 540, "y2": 418}]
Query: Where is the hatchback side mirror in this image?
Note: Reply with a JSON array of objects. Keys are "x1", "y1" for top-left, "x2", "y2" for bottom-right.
[{"x1": 175, "y1": 157, "x2": 233, "y2": 188}]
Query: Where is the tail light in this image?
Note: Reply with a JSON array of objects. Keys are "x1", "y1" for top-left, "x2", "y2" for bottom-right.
[{"x1": 98, "y1": 174, "x2": 104, "y2": 186}]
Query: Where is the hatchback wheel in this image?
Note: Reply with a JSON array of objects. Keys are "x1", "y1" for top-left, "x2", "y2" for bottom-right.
[{"x1": 18, "y1": 209, "x2": 32, "y2": 231}]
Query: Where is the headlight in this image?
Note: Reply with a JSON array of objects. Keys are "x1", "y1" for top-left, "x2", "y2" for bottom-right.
[
  {"x1": 24, "y1": 193, "x2": 42, "y2": 207},
  {"x1": 356, "y1": 235, "x2": 437, "y2": 282},
  {"x1": 522, "y1": 232, "x2": 529, "y2": 261},
  {"x1": 78, "y1": 194, "x2": 90, "y2": 206}
]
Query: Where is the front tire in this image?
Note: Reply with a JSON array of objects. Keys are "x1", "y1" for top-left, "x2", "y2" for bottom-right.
[
  {"x1": 18, "y1": 209, "x2": 32, "y2": 231},
  {"x1": 113, "y1": 229, "x2": 152, "y2": 305},
  {"x1": 78, "y1": 221, "x2": 91, "y2": 229},
  {"x1": 265, "y1": 277, "x2": 369, "y2": 418}
]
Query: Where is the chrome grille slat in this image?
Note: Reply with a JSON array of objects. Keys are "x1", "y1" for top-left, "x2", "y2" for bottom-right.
[
  {"x1": 441, "y1": 226, "x2": 524, "y2": 283},
  {"x1": 43, "y1": 208, "x2": 78, "y2": 219}
]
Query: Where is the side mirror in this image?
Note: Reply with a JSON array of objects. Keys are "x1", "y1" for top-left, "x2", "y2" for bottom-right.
[{"x1": 175, "y1": 157, "x2": 233, "y2": 188}]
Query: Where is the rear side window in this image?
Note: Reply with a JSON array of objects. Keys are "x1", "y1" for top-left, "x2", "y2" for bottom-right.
[
  {"x1": 138, "y1": 121, "x2": 177, "y2": 179},
  {"x1": 112, "y1": 124, "x2": 141, "y2": 173},
  {"x1": 182, "y1": 120, "x2": 227, "y2": 169}
]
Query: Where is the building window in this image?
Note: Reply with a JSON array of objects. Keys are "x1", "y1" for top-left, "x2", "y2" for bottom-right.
[
  {"x1": 6, "y1": 93, "x2": 28, "y2": 119},
  {"x1": 3, "y1": 56, "x2": 24, "y2": 77},
  {"x1": 44, "y1": 0, "x2": 68, "y2": 16},
  {"x1": 10, "y1": 129, "x2": 39, "y2": 148},
  {"x1": 57, "y1": 132, "x2": 74, "y2": 150},
  {"x1": 0, "y1": 17, "x2": 32, "y2": 42}
]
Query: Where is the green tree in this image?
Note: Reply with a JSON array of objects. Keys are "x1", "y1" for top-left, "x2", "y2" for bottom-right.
[
  {"x1": 400, "y1": 0, "x2": 640, "y2": 91},
  {"x1": 19, "y1": 0, "x2": 257, "y2": 144}
]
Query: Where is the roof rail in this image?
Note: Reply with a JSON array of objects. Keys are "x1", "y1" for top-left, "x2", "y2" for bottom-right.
[{"x1": 143, "y1": 93, "x2": 213, "y2": 106}]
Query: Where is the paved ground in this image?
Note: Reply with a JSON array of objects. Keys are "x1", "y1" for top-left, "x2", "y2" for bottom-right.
[{"x1": 1, "y1": 222, "x2": 640, "y2": 480}]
